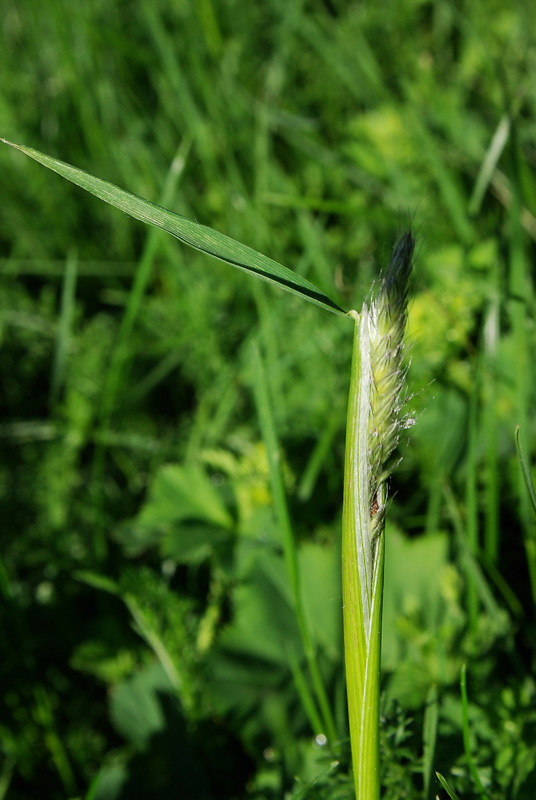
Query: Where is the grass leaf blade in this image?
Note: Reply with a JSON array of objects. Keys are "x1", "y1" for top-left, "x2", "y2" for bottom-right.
[
  {"x1": 436, "y1": 772, "x2": 461, "y2": 800},
  {"x1": 1, "y1": 139, "x2": 346, "y2": 316},
  {"x1": 515, "y1": 425, "x2": 536, "y2": 518},
  {"x1": 423, "y1": 683, "x2": 439, "y2": 800}
]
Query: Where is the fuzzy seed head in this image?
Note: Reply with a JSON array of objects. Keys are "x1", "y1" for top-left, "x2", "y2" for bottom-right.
[{"x1": 367, "y1": 230, "x2": 414, "y2": 538}]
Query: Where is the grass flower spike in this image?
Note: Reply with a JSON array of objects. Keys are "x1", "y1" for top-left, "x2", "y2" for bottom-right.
[
  {"x1": 369, "y1": 230, "x2": 415, "y2": 546},
  {"x1": 342, "y1": 230, "x2": 414, "y2": 800}
]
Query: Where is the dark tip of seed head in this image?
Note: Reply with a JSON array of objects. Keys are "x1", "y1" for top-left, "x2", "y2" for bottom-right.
[{"x1": 383, "y1": 229, "x2": 414, "y2": 295}]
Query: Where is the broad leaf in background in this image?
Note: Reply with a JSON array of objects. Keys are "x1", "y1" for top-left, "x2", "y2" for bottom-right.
[
  {"x1": 110, "y1": 661, "x2": 173, "y2": 751},
  {"x1": 114, "y1": 464, "x2": 235, "y2": 562},
  {"x1": 103, "y1": 660, "x2": 251, "y2": 800},
  {"x1": 210, "y1": 542, "x2": 340, "y2": 707},
  {"x1": 1, "y1": 139, "x2": 346, "y2": 316},
  {"x1": 382, "y1": 526, "x2": 450, "y2": 708}
]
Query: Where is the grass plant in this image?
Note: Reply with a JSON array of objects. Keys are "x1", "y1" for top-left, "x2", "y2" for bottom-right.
[
  {"x1": 2, "y1": 3, "x2": 536, "y2": 799},
  {"x1": 342, "y1": 232, "x2": 414, "y2": 799},
  {"x1": 1, "y1": 136, "x2": 413, "y2": 796}
]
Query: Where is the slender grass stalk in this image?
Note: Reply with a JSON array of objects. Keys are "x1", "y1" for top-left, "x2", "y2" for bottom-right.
[
  {"x1": 423, "y1": 683, "x2": 439, "y2": 800},
  {"x1": 515, "y1": 426, "x2": 536, "y2": 601},
  {"x1": 466, "y1": 365, "x2": 480, "y2": 630},
  {"x1": 443, "y1": 484, "x2": 506, "y2": 625},
  {"x1": 507, "y1": 125, "x2": 535, "y2": 602},
  {"x1": 251, "y1": 342, "x2": 337, "y2": 746},
  {"x1": 515, "y1": 426, "x2": 536, "y2": 519},
  {"x1": 460, "y1": 665, "x2": 491, "y2": 800},
  {"x1": 483, "y1": 294, "x2": 500, "y2": 563},
  {"x1": 0, "y1": 755, "x2": 15, "y2": 800},
  {"x1": 342, "y1": 231, "x2": 414, "y2": 799}
]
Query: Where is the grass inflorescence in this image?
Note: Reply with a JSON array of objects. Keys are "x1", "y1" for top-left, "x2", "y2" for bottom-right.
[
  {"x1": 342, "y1": 230, "x2": 414, "y2": 800},
  {"x1": 367, "y1": 230, "x2": 415, "y2": 546}
]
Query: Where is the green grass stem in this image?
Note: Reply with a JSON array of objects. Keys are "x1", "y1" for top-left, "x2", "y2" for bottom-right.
[
  {"x1": 251, "y1": 341, "x2": 337, "y2": 746},
  {"x1": 515, "y1": 426, "x2": 536, "y2": 602},
  {"x1": 482, "y1": 295, "x2": 500, "y2": 563},
  {"x1": 443, "y1": 484, "x2": 505, "y2": 626},
  {"x1": 507, "y1": 125, "x2": 535, "y2": 602},
  {"x1": 515, "y1": 426, "x2": 536, "y2": 519},
  {"x1": 422, "y1": 683, "x2": 439, "y2": 800},
  {"x1": 465, "y1": 364, "x2": 480, "y2": 630},
  {"x1": 460, "y1": 665, "x2": 491, "y2": 800}
]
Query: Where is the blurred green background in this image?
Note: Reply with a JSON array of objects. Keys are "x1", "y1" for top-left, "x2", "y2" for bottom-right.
[{"x1": 1, "y1": 1, "x2": 536, "y2": 798}]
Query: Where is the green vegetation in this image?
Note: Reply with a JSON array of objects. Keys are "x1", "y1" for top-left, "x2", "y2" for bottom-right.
[{"x1": 1, "y1": 1, "x2": 536, "y2": 798}]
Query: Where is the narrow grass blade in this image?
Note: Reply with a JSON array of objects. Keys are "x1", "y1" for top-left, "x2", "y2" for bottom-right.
[
  {"x1": 460, "y1": 665, "x2": 491, "y2": 800},
  {"x1": 515, "y1": 426, "x2": 536, "y2": 518},
  {"x1": 251, "y1": 341, "x2": 337, "y2": 745},
  {"x1": 0, "y1": 756, "x2": 15, "y2": 800},
  {"x1": 514, "y1": 425, "x2": 536, "y2": 602},
  {"x1": 84, "y1": 773, "x2": 102, "y2": 800},
  {"x1": 444, "y1": 482, "x2": 522, "y2": 618},
  {"x1": 468, "y1": 115, "x2": 510, "y2": 216},
  {"x1": 465, "y1": 366, "x2": 480, "y2": 630},
  {"x1": 507, "y1": 128, "x2": 535, "y2": 601},
  {"x1": 298, "y1": 413, "x2": 340, "y2": 501},
  {"x1": 423, "y1": 684, "x2": 439, "y2": 800},
  {"x1": 483, "y1": 295, "x2": 500, "y2": 562},
  {"x1": 287, "y1": 644, "x2": 325, "y2": 738},
  {"x1": 74, "y1": 570, "x2": 121, "y2": 595},
  {"x1": 436, "y1": 772, "x2": 461, "y2": 800},
  {"x1": 1, "y1": 139, "x2": 346, "y2": 316}
]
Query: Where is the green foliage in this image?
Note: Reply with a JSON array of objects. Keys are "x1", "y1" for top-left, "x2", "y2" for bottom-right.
[{"x1": 2, "y1": 0, "x2": 536, "y2": 798}]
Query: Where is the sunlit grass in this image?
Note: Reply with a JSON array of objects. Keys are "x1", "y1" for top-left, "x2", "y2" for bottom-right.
[{"x1": 1, "y1": 1, "x2": 536, "y2": 798}]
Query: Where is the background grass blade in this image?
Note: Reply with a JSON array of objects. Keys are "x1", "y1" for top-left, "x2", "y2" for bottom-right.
[
  {"x1": 1, "y1": 139, "x2": 346, "y2": 317},
  {"x1": 436, "y1": 772, "x2": 461, "y2": 800},
  {"x1": 422, "y1": 683, "x2": 438, "y2": 800},
  {"x1": 515, "y1": 426, "x2": 536, "y2": 519},
  {"x1": 250, "y1": 341, "x2": 337, "y2": 746}
]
